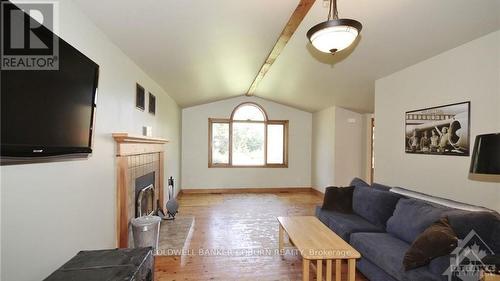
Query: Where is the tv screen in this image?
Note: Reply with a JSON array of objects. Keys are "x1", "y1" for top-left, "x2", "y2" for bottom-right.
[{"x1": 1, "y1": 3, "x2": 99, "y2": 158}]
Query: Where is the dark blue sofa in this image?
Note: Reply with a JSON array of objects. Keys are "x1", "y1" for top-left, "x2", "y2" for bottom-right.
[{"x1": 315, "y1": 178, "x2": 500, "y2": 281}]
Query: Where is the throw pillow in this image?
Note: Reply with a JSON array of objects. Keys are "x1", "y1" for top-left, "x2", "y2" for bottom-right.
[
  {"x1": 403, "y1": 217, "x2": 458, "y2": 271},
  {"x1": 321, "y1": 186, "x2": 354, "y2": 213}
]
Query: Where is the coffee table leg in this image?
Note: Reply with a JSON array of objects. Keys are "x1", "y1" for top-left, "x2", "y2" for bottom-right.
[
  {"x1": 303, "y1": 259, "x2": 310, "y2": 281},
  {"x1": 279, "y1": 224, "x2": 284, "y2": 253},
  {"x1": 326, "y1": 260, "x2": 332, "y2": 281},
  {"x1": 317, "y1": 260, "x2": 322, "y2": 281},
  {"x1": 348, "y1": 259, "x2": 356, "y2": 281},
  {"x1": 335, "y1": 260, "x2": 341, "y2": 281}
]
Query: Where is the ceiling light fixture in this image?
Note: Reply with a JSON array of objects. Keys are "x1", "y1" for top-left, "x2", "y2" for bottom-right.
[{"x1": 306, "y1": 0, "x2": 362, "y2": 55}]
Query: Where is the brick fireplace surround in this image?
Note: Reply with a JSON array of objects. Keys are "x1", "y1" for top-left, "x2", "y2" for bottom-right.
[{"x1": 113, "y1": 133, "x2": 168, "y2": 248}]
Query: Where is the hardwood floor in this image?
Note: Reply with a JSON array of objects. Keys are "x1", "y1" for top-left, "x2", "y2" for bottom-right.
[{"x1": 155, "y1": 191, "x2": 368, "y2": 281}]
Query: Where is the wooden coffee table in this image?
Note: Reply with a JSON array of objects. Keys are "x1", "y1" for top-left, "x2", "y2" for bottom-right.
[
  {"x1": 277, "y1": 216, "x2": 361, "y2": 281},
  {"x1": 482, "y1": 271, "x2": 500, "y2": 281}
]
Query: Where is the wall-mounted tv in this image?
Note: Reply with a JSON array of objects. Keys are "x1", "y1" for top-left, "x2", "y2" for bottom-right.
[{"x1": 1, "y1": 2, "x2": 99, "y2": 160}]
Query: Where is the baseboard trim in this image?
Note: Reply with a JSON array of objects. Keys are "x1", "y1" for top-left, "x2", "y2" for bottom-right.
[
  {"x1": 180, "y1": 187, "x2": 314, "y2": 195},
  {"x1": 311, "y1": 188, "x2": 324, "y2": 197}
]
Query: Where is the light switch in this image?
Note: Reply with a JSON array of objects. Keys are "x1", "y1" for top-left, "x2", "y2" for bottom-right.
[{"x1": 143, "y1": 126, "x2": 152, "y2": 137}]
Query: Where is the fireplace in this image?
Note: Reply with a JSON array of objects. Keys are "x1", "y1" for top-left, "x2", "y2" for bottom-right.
[
  {"x1": 113, "y1": 133, "x2": 168, "y2": 248},
  {"x1": 135, "y1": 172, "x2": 155, "y2": 217}
]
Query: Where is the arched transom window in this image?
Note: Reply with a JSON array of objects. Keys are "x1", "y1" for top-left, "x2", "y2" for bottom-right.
[{"x1": 209, "y1": 102, "x2": 288, "y2": 167}]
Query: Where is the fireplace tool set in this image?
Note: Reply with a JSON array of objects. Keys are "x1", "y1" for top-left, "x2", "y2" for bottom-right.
[{"x1": 156, "y1": 176, "x2": 178, "y2": 220}]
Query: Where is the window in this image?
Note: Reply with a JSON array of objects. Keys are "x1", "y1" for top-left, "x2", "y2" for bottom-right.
[{"x1": 209, "y1": 103, "x2": 288, "y2": 167}]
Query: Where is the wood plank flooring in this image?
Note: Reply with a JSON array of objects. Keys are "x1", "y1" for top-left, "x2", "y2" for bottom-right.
[{"x1": 155, "y1": 191, "x2": 368, "y2": 281}]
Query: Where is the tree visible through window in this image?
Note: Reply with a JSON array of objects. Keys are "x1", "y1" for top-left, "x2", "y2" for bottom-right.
[
  {"x1": 209, "y1": 103, "x2": 288, "y2": 167},
  {"x1": 211, "y1": 123, "x2": 229, "y2": 164}
]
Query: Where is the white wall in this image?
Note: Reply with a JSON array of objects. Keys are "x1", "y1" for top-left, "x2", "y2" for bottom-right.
[
  {"x1": 182, "y1": 96, "x2": 312, "y2": 189},
  {"x1": 312, "y1": 107, "x2": 366, "y2": 193},
  {"x1": 374, "y1": 30, "x2": 500, "y2": 212},
  {"x1": 312, "y1": 107, "x2": 335, "y2": 190},
  {"x1": 334, "y1": 107, "x2": 365, "y2": 187},
  {"x1": 0, "y1": 1, "x2": 181, "y2": 280}
]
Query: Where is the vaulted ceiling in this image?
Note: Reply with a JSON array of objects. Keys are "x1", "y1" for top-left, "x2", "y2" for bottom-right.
[{"x1": 74, "y1": 0, "x2": 500, "y2": 112}]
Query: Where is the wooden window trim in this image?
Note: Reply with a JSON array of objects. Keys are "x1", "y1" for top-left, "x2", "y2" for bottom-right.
[
  {"x1": 370, "y1": 117, "x2": 374, "y2": 184},
  {"x1": 267, "y1": 120, "x2": 289, "y2": 167},
  {"x1": 208, "y1": 118, "x2": 231, "y2": 168},
  {"x1": 230, "y1": 101, "x2": 269, "y2": 121},
  {"x1": 208, "y1": 103, "x2": 288, "y2": 168}
]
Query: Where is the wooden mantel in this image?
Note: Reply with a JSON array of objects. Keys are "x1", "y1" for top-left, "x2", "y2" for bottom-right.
[
  {"x1": 112, "y1": 133, "x2": 168, "y2": 143},
  {"x1": 113, "y1": 132, "x2": 168, "y2": 248},
  {"x1": 112, "y1": 133, "x2": 169, "y2": 156}
]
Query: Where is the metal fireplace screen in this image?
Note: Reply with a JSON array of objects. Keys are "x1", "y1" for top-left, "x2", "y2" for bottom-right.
[{"x1": 135, "y1": 172, "x2": 155, "y2": 217}]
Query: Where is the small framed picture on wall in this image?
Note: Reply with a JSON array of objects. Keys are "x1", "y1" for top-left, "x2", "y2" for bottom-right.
[
  {"x1": 148, "y1": 92, "x2": 156, "y2": 115},
  {"x1": 136, "y1": 83, "x2": 145, "y2": 110}
]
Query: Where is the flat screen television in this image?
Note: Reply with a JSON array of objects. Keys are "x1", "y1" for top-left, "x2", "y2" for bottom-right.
[{"x1": 1, "y1": 2, "x2": 99, "y2": 159}]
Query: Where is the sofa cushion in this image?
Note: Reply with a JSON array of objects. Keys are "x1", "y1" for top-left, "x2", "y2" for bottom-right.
[
  {"x1": 428, "y1": 255, "x2": 451, "y2": 276},
  {"x1": 316, "y1": 205, "x2": 330, "y2": 225},
  {"x1": 352, "y1": 185, "x2": 402, "y2": 229},
  {"x1": 357, "y1": 258, "x2": 399, "y2": 281},
  {"x1": 492, "y1": 223, "x2": 500, "y2": 254},
  {"x1": 358, "y1": 257, "x2": 444, "y2": 281},
  {"x1": 446, "y1": 210, "x2": 500, "y2": 253},
  {"x1": 315, "y1": 206, "x2": 383, "y2": 241},
  {"x1": 427, "y1": 211, "x2": 500, "y2": 276},
  {"x1": 321, "y1": 186, "x2": 354, "y2": 213},
  {"x1": 372, "y1": 182, "x2": 392, "y2": 191},
  {"x1": 401, "y1": 267, "x2": 444, "y2": 281},
  {"x1": 350, "y1": 177, "x2": 370, "y2": 188},
  {"x1": 387, "y1": 198, "x2": 448, "y2": 243},
  {"x1": 350, "y1": 232, "x2": 409, "y2": 279},
  {"x1": 350, "y1": 233, "x2": 442, "y2": 281}
]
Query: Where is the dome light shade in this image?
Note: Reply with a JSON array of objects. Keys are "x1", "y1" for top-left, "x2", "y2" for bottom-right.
[{"x1": 307, "y1": 19, "x2": 362, "y2": 54}]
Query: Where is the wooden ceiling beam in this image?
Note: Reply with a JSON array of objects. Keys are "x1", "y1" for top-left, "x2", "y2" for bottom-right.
[{"x1": 246, "y1": 0, "x2": 316, "y2": 96}]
